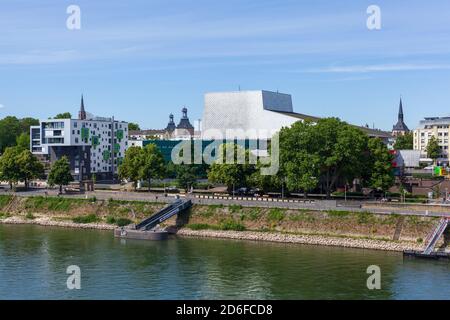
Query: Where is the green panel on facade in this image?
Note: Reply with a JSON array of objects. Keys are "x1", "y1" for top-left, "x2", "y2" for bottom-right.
[
  {"x1": 92, "y1": 136, "x2": 100, "y2": 148},
  {"x1": 115, "y1": 130, "x2": 124, "y2": 140},
  {"x1": 81, "y1": 127, "x2": 90, "y2": 141},
  {"x1": 103, "y1": 150, "x2": 111, "y2": 161}
]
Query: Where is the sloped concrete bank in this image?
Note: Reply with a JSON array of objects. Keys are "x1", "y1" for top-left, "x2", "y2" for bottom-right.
[{"x1": 176, "y1": 229, "x2": 422, "y2": 252}]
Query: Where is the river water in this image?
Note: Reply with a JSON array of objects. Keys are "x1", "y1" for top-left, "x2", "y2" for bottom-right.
[{"x1": 0, "y1": 224, "x2": 449, "y2": 300}]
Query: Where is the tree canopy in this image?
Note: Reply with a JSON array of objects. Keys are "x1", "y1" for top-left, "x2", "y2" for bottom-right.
[
  {"x1": 0, "y1": 146, "x2": 43, "y2": 190},
  {"x1": 118, "y1": 147, "x2": 142, "y2": 189},
  {"x1": 393, "y1": 132, "x2": 413, "y2": 150},
  {"x1": 139, "y1": 143, "x2": 166, "y2": 191},
  {"x1": 426, "y1": 136, "x2": 441, "y2": 162},
  {"x1": 54, "y1": 112, "x2": 72, "y2": 119},
  {"x1": 0, "y1": 116, "x2": 39, "y2": 153},
  {"x1": 47, "y1": 156, "x2": 73, "y2": 193},
  {"x1": 128, "y1": 123, "x2": 141, "y2": 131},
  {"x1": 208, "y1": 143, "x2": 256, "y2": 192}
]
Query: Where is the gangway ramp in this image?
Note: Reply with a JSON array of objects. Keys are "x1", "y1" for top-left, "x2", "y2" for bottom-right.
[
  {"x1": 423, "y1": 218, "x2": 449, "y2": 255},
  {"x1": 114, "y1": 198, "x2": 193, "y2": 241},
  {"x1": 135, "y1": 199, "x2": 192, "y2": 231}
]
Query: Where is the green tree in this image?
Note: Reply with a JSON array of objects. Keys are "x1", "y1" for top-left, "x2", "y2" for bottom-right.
[
  {"x1": 208, "y1": 143, "x2": 255, "y2": 193},
  {"x1": 54, "y1": 112, "x2": 72, "y2": 119},
  {"x1": 47, "y1": 156, "x2": 73, "y2": 194},
  {"x1": 426, "y1": 136, "x2": 441, "y2": 163},
  {"x1": 139, "y1": 143, "x2": 166, "y2": 192},
  {"x1": 175, "y1": 164, "x2": 198, "y2": 192},
  {"x1": 19, "y1": 117, "x2": 39, "y2": 132},
  {"x1": 16, "y1": 150, "x2": 44, "y2": 189},
  {"x1": 366, "y1": 138, "x2": 395, "y2": 192},
  {"x1": 0, "y1": 116, "x2": 21, "y2": 153},
  {"x1": 0, "y1": 147, "x2": 22, "y2": 189},
  {"x1": 394, "y1": 132, "x2": 413, "y2": 150},
  {"x1": 128, "y1": 122, "x2": 141, "y2": 131},
  {"x1": 16, "y1": 133, "x2": 30, "y2": 150},
  {"x1": 279, "y1": 118, "x2": 368, "y2": 198},
  {"x1": 118, "y1": 146, "x2": 142, "y2": 190}
]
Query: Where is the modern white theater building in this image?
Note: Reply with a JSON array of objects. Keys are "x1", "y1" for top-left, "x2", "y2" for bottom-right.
[{"x1": 202, "y1": 90, "x2": 391, "y2": 140}]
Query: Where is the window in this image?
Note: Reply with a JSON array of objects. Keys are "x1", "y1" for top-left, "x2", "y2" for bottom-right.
[{"x1": 75, "y1": 138, "x2": 79, "y2": 143}]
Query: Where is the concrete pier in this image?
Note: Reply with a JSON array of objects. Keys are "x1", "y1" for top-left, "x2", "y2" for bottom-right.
[{"x1": 114, "y1": 227, "x2": 169, "y2": 241}]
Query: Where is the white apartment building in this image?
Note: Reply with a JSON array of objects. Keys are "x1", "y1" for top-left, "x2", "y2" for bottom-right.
[
  {"x1": 413, "y1": 117, "x2": 450, "y2": 165},
  {"x1": 30, "y1": 97, "x2": 128, "y2": 181}
]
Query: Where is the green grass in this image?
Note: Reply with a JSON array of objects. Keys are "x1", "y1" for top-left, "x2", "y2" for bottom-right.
[
  {"x1": 219, "y1": 219, "x2": 246, "y2": 231},
  {"x1": 72, "y1": 214, "x2": 100, "y2": 224},
  {"x1": 327, "y1": 210, "x2": 351, "y2": 218},
  {"x1": 229, "y1": 204, "x2": 242, "y2": 213},
  {"x1": 106, "y1": 215, "x2": 133, "y2": 227},
  {"x1": 25, "y1": 196, "x2": 87, "y2": 211},
  {"x1": 247, "y1": 208, "x2": 261, "y2": 221},
  {"x1": 0, "y1": 212, "x2": 10, "y2": 219},
  {"x1": 267, "y1": 208, "x2": 285, "y2": 222},
  {"x1": 187, "y1": 223, "x2": 218, "y2": 230},
  {"x1": 0, "y1": 195, "x2": 13, "y2": 209},
  {"x1": 356, "y1": 212, "x2": 374, "y2": 224},
  {"x1": 25, "y1": 213, "x2": 36, "y2": 220}
]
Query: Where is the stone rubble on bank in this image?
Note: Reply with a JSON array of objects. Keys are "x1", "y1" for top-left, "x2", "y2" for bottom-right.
[
  {"x1": 176, "y1": 229, "x2": 422, "y2": 252},
  {"x1": 0, "y1": 216, "x2": 115, "y2": 230}
]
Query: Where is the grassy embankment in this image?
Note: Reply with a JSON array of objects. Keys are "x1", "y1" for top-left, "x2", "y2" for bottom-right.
[{"x1": 0, "y1": 195, "x2": 438, "y2": 244}]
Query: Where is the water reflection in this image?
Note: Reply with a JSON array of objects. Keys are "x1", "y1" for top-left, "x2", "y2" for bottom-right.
[{"x1": 0, "y1": 225, "x2": 448, "y2": 300}]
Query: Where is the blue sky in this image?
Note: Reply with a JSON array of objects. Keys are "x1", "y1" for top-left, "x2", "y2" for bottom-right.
[{"x1": 0, "y1": 0, "x2": 449, "y2": 131}]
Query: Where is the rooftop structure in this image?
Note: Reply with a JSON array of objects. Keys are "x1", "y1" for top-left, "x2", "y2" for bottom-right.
[{"x1": 392, "y1": 98, "x2": 410, "y2": 136}]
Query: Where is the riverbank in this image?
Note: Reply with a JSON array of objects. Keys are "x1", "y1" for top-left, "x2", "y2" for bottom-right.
[{"x1": 0, "y1": 194, "x2": 444, "y2": 252}]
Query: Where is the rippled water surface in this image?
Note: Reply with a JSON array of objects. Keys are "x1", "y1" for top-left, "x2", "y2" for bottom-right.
[{"x1": 0, "y1": 224, "x2": 449, "y2": 299}]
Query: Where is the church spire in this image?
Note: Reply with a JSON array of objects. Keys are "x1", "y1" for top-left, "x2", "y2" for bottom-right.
[
  {"x1": 79, "y1": 94, "x2": 86, "y2": 120},
  {"x1": 398, "y1": 98, "x2": 404, "y2": 122}
]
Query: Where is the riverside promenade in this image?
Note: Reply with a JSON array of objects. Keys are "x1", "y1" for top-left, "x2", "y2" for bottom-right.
[{"x1": 5, "y1": 186, "x2": 450, "y2": 218}]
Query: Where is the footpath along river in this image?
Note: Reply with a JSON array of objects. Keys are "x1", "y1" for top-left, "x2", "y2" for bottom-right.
[{"x1": 0, "y1": 224, "x2": 449, "y2": 299}]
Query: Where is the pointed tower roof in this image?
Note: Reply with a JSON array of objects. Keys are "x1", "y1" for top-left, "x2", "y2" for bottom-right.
[
  {"x1": 393, "y1": 97, "x2": 409, "y2": 132},
  {"x1": 78, "y1": 94, "x2": 87, "y2": 120},
  {"x1": 176, "y1": 107, "x2": 194, "y2": 130},
  {"x1": 165, "y1": 113, "x2": 176, "y2": 133}
]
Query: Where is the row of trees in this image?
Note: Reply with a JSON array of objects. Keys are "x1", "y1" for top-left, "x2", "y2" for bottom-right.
[
  {"x1": 0, "y1": 143, "x2": 73, "y2": 192},
  {"x1": 118, "y1": 118, "x2": 396, "y2": 198},
  {"x1": 207, "y1": 118, "x2": 395, "y2": 197}
]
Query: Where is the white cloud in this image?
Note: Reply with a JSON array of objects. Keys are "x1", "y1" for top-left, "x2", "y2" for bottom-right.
[
  {"x1": 0, "y1": 104, "x2": 4, "y2": 109},
  {"x1": 306, "y1": 63, "x2": 450, "y2": 74}
]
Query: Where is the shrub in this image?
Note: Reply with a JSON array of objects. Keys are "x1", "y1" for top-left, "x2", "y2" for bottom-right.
[
  {"x1": 327, "y1": 210, "x2": 351, "y2": 218},
  {"x1": 0, "y1": 195, "x2": 12, "y2": 209},
  {"x1": 248, "y1": 208, "x2": 261, "y2": 221},
  {"x1": 25, "y1": 213, "x2": 36, "y2": 220},
  {"x1": 72, "y1": 214, "x2": 100, "y2": 224},
  {"x1": 229, "y1": 204, "x2": 242, "y2": 213},
  {"x1": 116, "y1": 218, "x2": 132, "y2": 227},
  {"x1": 106, "y1": 216, "x2": 117, "y2": 224},
  {"x1": 187, "y1": 223, "x2": 217, "y2": 230},
  {"x1": 267, "y1": 208, "x2": 285, "y2": 222},
  {"x1": 106, "y1": 215, "x2": 132, "y2": 226},
  {"x1": 219, "y1": 219, "x2": 246, "y2": 231},
  {"x1": 417, "y1": 238, "x2": 423, "y2": 244}
]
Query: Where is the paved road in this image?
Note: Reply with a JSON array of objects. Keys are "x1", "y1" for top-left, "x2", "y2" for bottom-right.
[{"x1": 3, "y1": 186, "x2": 450, "y2": 218}]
